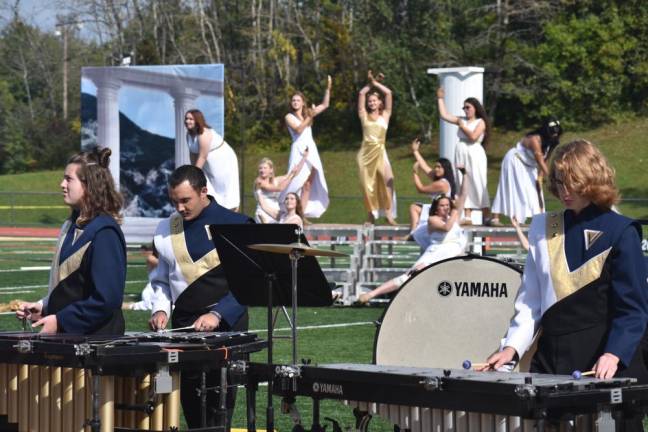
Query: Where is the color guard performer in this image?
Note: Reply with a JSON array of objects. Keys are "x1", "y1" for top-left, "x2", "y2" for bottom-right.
[
  {"x1": 148, "y1": 165, "x2": 253, "y2": 429},
  {"x1": 481, "y1": 140, "x2": 648, "y2": 429},
  {"x1": 16, "y1": 148, "x2": 126, "y2": 334}
]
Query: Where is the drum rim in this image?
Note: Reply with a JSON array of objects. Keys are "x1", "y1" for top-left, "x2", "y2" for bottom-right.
[{"x1": 371, "y1": 254, "x2": 523, "y2": 364}]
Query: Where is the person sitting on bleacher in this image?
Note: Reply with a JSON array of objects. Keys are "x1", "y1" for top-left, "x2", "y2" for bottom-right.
[{"x1": 357, "y1": 169, "x2": 469, "y2": 304}]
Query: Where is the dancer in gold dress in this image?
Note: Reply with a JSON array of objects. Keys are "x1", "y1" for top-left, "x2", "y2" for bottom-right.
[{"x1": 357, "y1": 70, "x2": 396, "y2": 225}]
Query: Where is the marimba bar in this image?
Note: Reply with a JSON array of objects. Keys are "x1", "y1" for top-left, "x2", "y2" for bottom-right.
[
  {"x1": 258, "y1": 363, "x2": 648, "y2": 432},
  {"x1": 0, "y1": 331, "x2": 266, "y2": 432}
]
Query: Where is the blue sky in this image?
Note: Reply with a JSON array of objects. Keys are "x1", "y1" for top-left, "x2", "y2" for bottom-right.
[{"x1": 82, "y1": 65, "x2": 225, "y2": 138}]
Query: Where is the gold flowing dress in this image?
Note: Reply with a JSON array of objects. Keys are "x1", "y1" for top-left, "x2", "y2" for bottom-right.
[{"x1": 357, "y1": 113, "x2": 396, "y2": 218}]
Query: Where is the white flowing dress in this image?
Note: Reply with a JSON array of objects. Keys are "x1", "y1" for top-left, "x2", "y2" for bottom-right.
[
  {"x1": 455, "y1": 118, "x2": 489, "y2": 209},
  {"x1": 280, "y1": 113, "x2": 329, "y2": 218},
  {"x1": 394, "y1": 222, "x2": 466, "y2": 286},
  {"x1": 187, "y1": 129, "x2": 240, "y2": 209},
  {"x1": 254, "y1": 183, "x2": 280, "y2": 224},
  {"x1": 492, "y1": 141, "x2": 542, "y2": 223}
]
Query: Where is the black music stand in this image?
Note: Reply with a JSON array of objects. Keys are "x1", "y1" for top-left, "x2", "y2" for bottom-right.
[{"x1": 210, "y1": 223, "x2": 332, "y2": 432}]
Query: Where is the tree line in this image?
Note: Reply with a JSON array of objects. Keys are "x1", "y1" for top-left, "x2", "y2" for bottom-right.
[{"x1": 0, "y1": 0, "x2": 646, "y2": 174}]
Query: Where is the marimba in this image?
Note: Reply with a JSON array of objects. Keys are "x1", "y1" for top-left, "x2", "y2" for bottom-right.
[
  {"x1": 259, "y1": 363, "x2": 648, "y2": 432},
  {"x1": 0, "y1": 331, "x2": 266, "y2": 432}
]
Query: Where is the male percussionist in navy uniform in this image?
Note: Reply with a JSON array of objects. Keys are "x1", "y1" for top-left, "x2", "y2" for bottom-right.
[{"x1": 148, "y1": 165, "x2": 253, "y2": 429}]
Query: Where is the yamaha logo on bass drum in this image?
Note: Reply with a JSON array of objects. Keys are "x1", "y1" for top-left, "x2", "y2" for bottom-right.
[{"x1": 438, "y1": 280, "x2": 509, "y2": 298}]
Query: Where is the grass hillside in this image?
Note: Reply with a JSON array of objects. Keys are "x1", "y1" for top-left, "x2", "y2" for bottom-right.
[{"x1": 0, "y1": 118, "x2": 647, "y2": 226}]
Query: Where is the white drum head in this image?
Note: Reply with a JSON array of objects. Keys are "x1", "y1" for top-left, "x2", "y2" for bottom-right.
[{"x1": 374, "y1": 255, "x2": 523, "y2": 369}]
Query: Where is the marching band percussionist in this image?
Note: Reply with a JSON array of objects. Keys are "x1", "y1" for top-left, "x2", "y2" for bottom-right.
[
  {"x1": 148, "y1": 165, "x2": 253, "y2": 429},
  {"x1": 481, "y1": 140, "x2": 648, "y2": 429},
  {"x1": 16, "y1": 148, "x2": 127, "y2": 334}
]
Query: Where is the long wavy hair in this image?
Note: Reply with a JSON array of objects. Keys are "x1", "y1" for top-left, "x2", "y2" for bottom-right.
[
  {"x1": 67, "y1": 147, "x2": 123, "y2": 225},
  {"x1": 185, "y1": 109, "x2": 210, "y2": 136},
  {"x1": 464, "y1": 97, "x2": 491, "y2": 148},
  {"x1": 290, "y1": 92, "x2": 313, "y2": 118},
  {"x1": 435, "y1": 158, "x2": 457, "y2": 198},
  {"x1": 285, "y1": 192, "x2": 304, "y2": 219},
  {"x1": 548, "y1": 139, "x2": 619, "y2": 209}
]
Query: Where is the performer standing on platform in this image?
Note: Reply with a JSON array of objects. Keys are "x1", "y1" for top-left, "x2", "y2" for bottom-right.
[
  {"x1": 490, "y1": 118, "x2": 563, "y2": 226},
  {"x1": 17, "y1": 148, "x2": 126, "y2": 335},
  {"x1": 407, "y1": 137, "x2": 456, "y2": 233},
  {"x1": 254, "y1": 149, "x2": 309, "y2": 223},
  {"x1": 357, "y1": 169, "x2": 469, "y2": 304},
  {"x1": 185, "y1": 109, "x2": 240, "y2": 211},
  {"x1": 482, "y1": 141, "x2": 648, "y2": 428},
  {"x1": 437, "y1": 87, "x2": 491, "y2": 224},
  {"x1": 280, "y1": 76, "x2": 331, "y2": 219},
  {"x1": 358, "y1": 70, "x2": 397, "y2": 225},
  {"x1": 148, "y1": 165, "x2": 252, "y2": 429}
]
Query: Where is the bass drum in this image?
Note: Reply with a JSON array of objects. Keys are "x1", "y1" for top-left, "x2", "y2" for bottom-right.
[{"x1": 374, "y1": 255, "x2": 534, "y2": 370}]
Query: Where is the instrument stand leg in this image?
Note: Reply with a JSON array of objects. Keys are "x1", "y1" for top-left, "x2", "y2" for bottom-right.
[
  {"x1": 217, "y1": 367, "x2": 229, "y2": 431},
  {"x1": 282, "y1": 395, "x2": 303, "y2": 430},
  {"x1": 595, "y1": 407, "x2": 615, "y2": 432},
  {"x1": 353, "y1": 408, "x2": 372, "y2": 432},
  {"x1": 272, "y1": 306, "x2": 294, "y2": 332},
  {"x1": 90, "y1": 374, "x2": 101, "y2": 432},
  {"x1": 246, "y1": 378, "x2": 258, "y2": 432},
  {"x1": 200, "y1": 371, "x2": 208, "y2": 428},
  {"x1": 310, "y1": 398, "x2": 324, "y2": 432},
  {"x1": 266, "y1": 273, "x2": 277, "y2": 432}
]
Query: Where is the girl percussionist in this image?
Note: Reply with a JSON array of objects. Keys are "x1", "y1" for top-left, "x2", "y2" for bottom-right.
[
  {"x1": 17, "y1": 148, "x2": 126, "y2": 334},
  {"x1": 481, "y1": 140, "x2": 648, "y2": 426}
]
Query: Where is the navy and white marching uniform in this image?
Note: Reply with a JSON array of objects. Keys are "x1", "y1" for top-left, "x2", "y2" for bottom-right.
[
  {"x1": 150, "y1": 197, "x2": 253, "y2": 428},
  {"x1": 504, "y1": 204, "x2": 648, "y2": 380},
  {"x1": 42, "y1": 213, "x2": 126, "y2": 334},
  {"x1": 150, "y1": 197, "x2": 252, "y2": 330}
]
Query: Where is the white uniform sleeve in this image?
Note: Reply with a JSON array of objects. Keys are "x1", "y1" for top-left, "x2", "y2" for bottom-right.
[
  {"x1": 502, "y1": 232, "x2": 543, "y2": 357},
  {"x1": 150, "y1": 248, "x2": 172, "y2": 317}
]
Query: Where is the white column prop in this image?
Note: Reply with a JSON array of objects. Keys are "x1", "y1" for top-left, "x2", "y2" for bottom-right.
[
  {"x1": 170, "y1": 87, "x2": 201, "y2": 168},
  {"x1": 87, "y1": 69, "x2": 122, "y2": 189},
  {"x1": 426, "y1": 67, "x2": 484, "y2": 163}
]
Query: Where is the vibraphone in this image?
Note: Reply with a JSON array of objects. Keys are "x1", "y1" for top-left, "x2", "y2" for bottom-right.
[
  {"x1": 253, "y1": 363, "x2": 648, "y2": 432},
  {"x1": 0, "y1": 331, "x2": 266, "y2": 432}
]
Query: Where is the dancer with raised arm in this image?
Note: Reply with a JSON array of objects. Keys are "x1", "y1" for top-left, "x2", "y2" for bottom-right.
[
  {"x1": 408, "y1": 137, "x2": 456, "y2": 233},
  {"x1": 254, "y1": 149, "x2": 309, "y2": 223},
  {"x1": 437, "y1": 87, "x2": 491, "y2": 224},
  {"x1": 358, "y1": 70, "x2": 397, "y2": 225},
  {"x1": 185, "y1": 109, "x2": 240, "y2": 211},
  {"x1": 280, "y1": 76, "x2": 332, "y2": 219}
]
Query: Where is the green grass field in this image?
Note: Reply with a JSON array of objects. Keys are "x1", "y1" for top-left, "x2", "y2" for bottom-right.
[{"x1": 0, "y1": 117, "x2": 647, "y2": 226}]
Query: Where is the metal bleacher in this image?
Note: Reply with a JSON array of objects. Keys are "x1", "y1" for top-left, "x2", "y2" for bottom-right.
[{"x1": 305, "y1": 224, "x2": 528, "y2": 304}]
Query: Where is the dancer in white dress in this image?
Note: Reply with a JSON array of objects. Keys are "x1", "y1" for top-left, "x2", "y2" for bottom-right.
[
  {"x1": 357, "y1": 170, "x2": 470, "y2": 304},
  {"x1": 254, "y1": 150, "x2": 309, "y2": 223},
  {"x1": 407, "y1": 137, "x2": 456, "y2": 233},
  {"x1": 257, "y1": 192, "x2": 304, "y2": 228},
  {"x1": 437, "y1": 87, "x2": 491, "y2": 224},
  {"x1": 491, "y1": 118, "x2": 562, "y2": 225},
  {"x1": 280, "y1": 76, "x2": 332, "y2": 218},
  {"x1": 185, "y1": 109, "x2": 240, "y2": 210}
]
